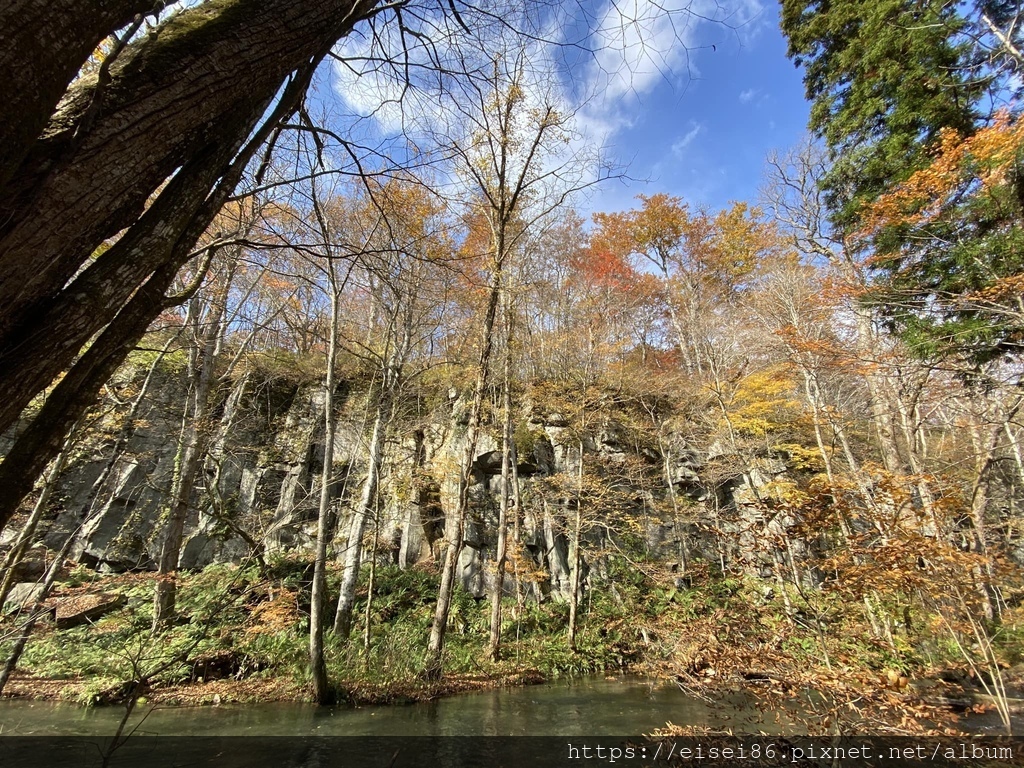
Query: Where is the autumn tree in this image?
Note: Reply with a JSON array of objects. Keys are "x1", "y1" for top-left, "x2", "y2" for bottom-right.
[
  {"x1": 296, "y1": 176, "x2": 363, "y2": 705},
  {"x1": 780, "y1": 0, "x2": 981, "y2": 227},
  {"x1": 782, "y1": 0, "x2": 1024, "y2": 365},
  {"x1": 859, "y1": 114, "x2": 1024, "y2": 363},
  {"x1": 424, "y1": 41, "x2": 604, "y2": 676},
  {"x1": 591, "y1": 195, "x2": 784, "y2": 376},
  {"x1": 333, "y1": 180, "x2": 455, "y2": 640},
  {"x1": 0, "y1": 0, "x2": 692, "y2": 537}
]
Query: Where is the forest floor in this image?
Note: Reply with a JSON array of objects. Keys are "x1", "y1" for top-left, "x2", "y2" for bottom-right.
[
  {"x1": 1, "y1": 562, "x2": 1022, "y2": 736},
  {"x1": 0, "y1": 667, "x2": 549, "y2": 706}
]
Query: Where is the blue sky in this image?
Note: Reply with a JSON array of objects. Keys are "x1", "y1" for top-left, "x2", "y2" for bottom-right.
[
  {"x1": 583, "y1": 2, "x2": 813, "y2": 217},
  {"x1": 325, "y1": 0, "x2": 814, "y2": 220}
]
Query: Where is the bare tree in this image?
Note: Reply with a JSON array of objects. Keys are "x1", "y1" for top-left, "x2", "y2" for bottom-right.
[{"x1": 423, "y1": 40, "x2": 607, "y2": 676}]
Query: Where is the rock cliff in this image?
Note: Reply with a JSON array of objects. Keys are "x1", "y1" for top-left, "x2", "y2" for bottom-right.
[{"x1": 4, "y1": 366, "x2": 781, "y2": 599}]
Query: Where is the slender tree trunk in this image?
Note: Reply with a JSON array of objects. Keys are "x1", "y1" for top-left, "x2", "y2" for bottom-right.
[
  {"x1": 309, "y1": 280, "x2": 342, "y2": 704},
  {"x1": 0, "y1": 423, "x2": 79, "y2": 609},
  {"x1": 153, "y1": 271, "x2": 231, "y2": 629},
  {"x1": 660, "y1": 441, "x2": 688, "y2": 575},
  {"x1": 426, "y1": 263, "x2": 502, "y2": 678},
  {"x1": 488, "y1": 300, "x2": 514, "y2": 661},
  {"x1": 0, "y1": 528, "x2": 76, "y2": 695},
  {"x1": 968, "y1": 418, "x2": 1002, "y2": 621},
  {"x1": 852, "y1": 307, "x2": 905, "y2": 474},
  {"x1": 363, "y1": 498, "x2": 379, "y2": 660},
  {"x1": 567, "y1": 437, "x2": 585, "y2": 652},
  {"x1": 892, "y1": 381, "x2": 937, "y2": 522},
  {"x1": 1005, "y1": 421, "x2": 1024, "y2": 486},
  {"x1": 310, "y1": 267, "x2": 341, "y2": 705},
  {"x1": 333, "y1": 387, "x2": 389, "y2": 639}
]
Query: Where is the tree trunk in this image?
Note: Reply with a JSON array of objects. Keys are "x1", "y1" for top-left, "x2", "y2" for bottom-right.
[
  {"x1": 488, "y1": 299, "x2": 514, "y2": 661},
  {"x1": 0, "y1": 529, "x2": 76, "y2": 696},
  {"x1": 567, "y1": 438, "x2": 585, "y2": 652},
  {"x1": 362, "y1": 499, "x2": 380, "y2": 660},
  {"x1": 426, "y1": 264, "x2": 502, "y2": 678},
  {"x1": 0, "y1": 53, "x2": 317, "y2": 536},
  {"x1": 152, "y1": 269, "x2": 232, "y2": 629},
  {"x1": 0, "y1": 0, "x2": 156, "y2": 190},
  {"x1": 310, "y1": 261, "x2": 342, "y2": 706},
  {"x1": 850, "y1": 306, "x2": 907, "y2": 474},
  {"x1": 0, "y1": 2, "x2": 375, "y2": 538},
  {"x1": 0, "y1": 1, "x2": 378, "y2": 401},
  {"x1": 0, "y1": 425, "x2": 79, "y2": 610},
  {"x1": 333, "y1": 388, "x2": 389, "y2": 639},
  {"x1": 0, "y1": 256, "x2": 183, "y2": 534},
  {"x1": 968, "y1": 417, "x2": 1003, "y2": 621}
]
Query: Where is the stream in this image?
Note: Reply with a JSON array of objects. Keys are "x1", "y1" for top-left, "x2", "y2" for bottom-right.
[
  {"x1": 0, "y1": 677, "x2": 1018, "y2": 767},
  {"x1": 0, "y1": 676, "x2": 770, "y2": 736}
]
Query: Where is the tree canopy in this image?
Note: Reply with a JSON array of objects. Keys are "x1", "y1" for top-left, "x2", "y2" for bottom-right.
[
  {"x1": 781, "y1": 0, "x2": 1024, "y2": 365},
  {"x1": 0, "y1": 0, "x2": 623, "y2": 531}
]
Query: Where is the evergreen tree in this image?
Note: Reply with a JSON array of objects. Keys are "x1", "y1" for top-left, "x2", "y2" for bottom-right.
[
  {"x1": 781, "y1": 0, "x2": 980, "y2": 226},
  {"x1": 782, "y1": 0, "x2": 1024, "y2": 364}
]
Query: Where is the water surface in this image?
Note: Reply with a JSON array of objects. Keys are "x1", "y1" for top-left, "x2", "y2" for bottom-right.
[{"x1": 0, "y1": 676, "x2": 773, "y2": 737}]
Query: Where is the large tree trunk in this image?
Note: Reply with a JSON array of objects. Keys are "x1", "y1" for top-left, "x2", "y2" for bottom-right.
[
  {"x1": 0, "y1": 257, "x2": 184, "y2": 532},
  {"x1": 0, "y1": 0, "x2": 156, "y2": 190},
  {"x1": 0, "y1": 1, "x2": 379, "y2": 503},
  {"x1": 0, "y1": 0, "x2": 378, "y2": 355},
  {"x1": 0, "y1": 52, "x2": 319, "y2": 536}
]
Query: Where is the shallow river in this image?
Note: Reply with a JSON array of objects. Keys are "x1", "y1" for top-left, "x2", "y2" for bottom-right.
[
  {"x1": 0, "y1": 676, "x2": 779, "y2": 736},
  {"x1": 0, "y1": 677, "x2": 1017, "y2": 767}
]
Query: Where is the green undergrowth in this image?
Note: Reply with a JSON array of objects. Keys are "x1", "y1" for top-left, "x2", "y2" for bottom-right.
[
  {"x1": 3, "y1": 557, "x2": 1020, "y2": 707},
  {"x1": 3, "y1": 557, "x2": 646, "y2": 705}
]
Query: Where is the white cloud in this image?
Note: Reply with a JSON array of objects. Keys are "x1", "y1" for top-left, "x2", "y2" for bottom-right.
[
  {"x1": 326, "y1": 0, "x2": 768, "y2": 213},
  {"x1": 671, "y1": 122, "x2": 703, "y2": 157},
  {"x1": 586, "y1": 0, "x2": 764, "y2": 104},
  {"x1": 739, "y1": 88, "x2": 758, "y2": 103}
]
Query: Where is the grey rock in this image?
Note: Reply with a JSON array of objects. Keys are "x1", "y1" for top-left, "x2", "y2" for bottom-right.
[{"x1": 2, "y1": 582, "x2": 44, "y2": 614}]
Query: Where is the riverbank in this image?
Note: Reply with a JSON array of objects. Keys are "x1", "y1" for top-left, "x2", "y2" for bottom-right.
[
  {"x1": 2, "y1": 560, "x2": 1022, "y2": 735},
  {"x1": 0, "y1": 667, "x2": 550, "y2": 707}
]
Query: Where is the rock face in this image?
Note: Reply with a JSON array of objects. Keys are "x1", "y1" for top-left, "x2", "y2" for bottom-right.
[
  {"x1": 9, "y1": 367, "x2": 775, "y2": 600},
  {"x1": 2, "y1": 582, "x2": 44, "y2": 614}
]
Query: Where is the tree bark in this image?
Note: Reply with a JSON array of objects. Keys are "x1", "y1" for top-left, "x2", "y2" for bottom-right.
[
  {"x1": 0, "y1": 0, "x2": 379, "y2": 440},
  {"x1": 333, "y1": 388, "x2": 389, "y2": 639},
  {"x1": 0, "y1": 0, "x2": 156, "y2": 190},
  {"x1": 0, "y1": 258, "x2": 183, "y2": 532},
  {"x1": 0, "y1": 54, "x2": 318, "y2": 536}
]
